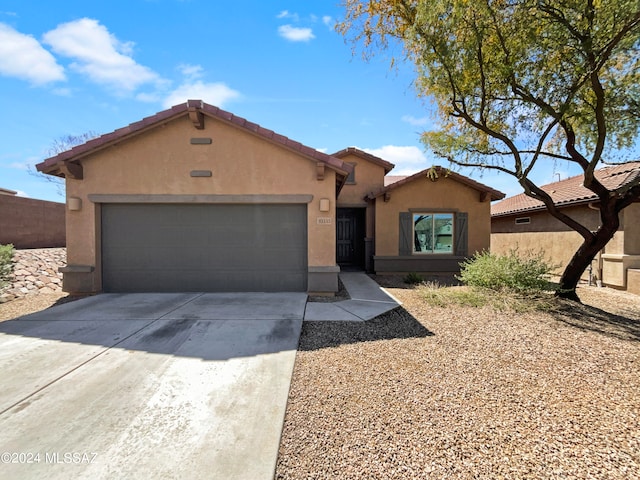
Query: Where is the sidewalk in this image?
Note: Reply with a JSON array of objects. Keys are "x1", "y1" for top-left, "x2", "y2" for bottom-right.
[{"x1": 304, "y1": 272, "x2": 401, "y2": 321}]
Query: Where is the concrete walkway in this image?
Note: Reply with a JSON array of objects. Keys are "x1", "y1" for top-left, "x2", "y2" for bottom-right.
[{"x1": 304, "y1": 272, "x2": 401, "y2": 321}]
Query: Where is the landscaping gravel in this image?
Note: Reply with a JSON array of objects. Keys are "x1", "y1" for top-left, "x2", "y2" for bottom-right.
[
  {"x1": 1, "y1": 281, "x2": 638, "y2": 478},
  {"x1": 0, "y1": 292, "x2": 69, "y2": 322},
  {"x1": 277, "y1": 284, "x2": 640, "y2": 479}
]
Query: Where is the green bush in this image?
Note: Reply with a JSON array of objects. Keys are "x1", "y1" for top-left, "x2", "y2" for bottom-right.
[
  {"x1": 457, "y1": 248, "x2": 556, "y2": 293},
  {"x1": 0, "y1": 244, "x2": 15, "y2": 289},
  {"x1": 404, "y1": 272, "x2": 425, "y2": 285}
]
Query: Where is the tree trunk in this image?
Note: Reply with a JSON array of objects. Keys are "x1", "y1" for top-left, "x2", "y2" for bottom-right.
[{"x1": 556, "y1": 211, "x2": 620, "y2": 302}]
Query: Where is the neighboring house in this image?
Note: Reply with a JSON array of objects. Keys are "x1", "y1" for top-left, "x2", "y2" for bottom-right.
[
  {"x1": 0, "y1": 188, "x2": 65, "y2": 249},
  {"x1": 36, "y1": 100, "x2": 504, "y2": 295},
  {"x1": 491, "y1": 162, "x2": 640, "y2": 294}
]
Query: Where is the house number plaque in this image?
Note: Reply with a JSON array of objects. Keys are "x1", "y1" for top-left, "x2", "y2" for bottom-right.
[{"x1": 317, "y1": 217, "x2": 332, "y2": 225}]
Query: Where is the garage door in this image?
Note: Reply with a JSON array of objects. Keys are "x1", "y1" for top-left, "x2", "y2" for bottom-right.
[{"x1": 101, "y1": 204, "x2": 307, "y2": 292}]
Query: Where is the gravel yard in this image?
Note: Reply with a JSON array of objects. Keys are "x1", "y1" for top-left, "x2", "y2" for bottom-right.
[
  {"x1": 277, "y1": 283, "x2": 640, "y2": 479},
  {"x1": 0, "y1": 292, "x2": 69, "y2": 322},
  {"x1": 2, "y1": 283, "x2": 638, "y2": 478}
]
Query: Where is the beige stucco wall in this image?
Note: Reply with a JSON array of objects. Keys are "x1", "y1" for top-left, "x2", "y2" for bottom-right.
[
  {"x1": 623, "y1": 203, "x2": 640, "y2": 254},
  {"x1": 491, "y1": 203, "x2": 640, "y2": 289},
  {"x1": 491, "y1": 205, "x2": 601, "y2": 233},
  {"x1": 491, "y1": 231, "x2": 589, "y2": 279},
  {"x1": 336, "y1": 153, "x2": 386, "y2": 207},
  {"x1": 64, "y1": 114, "x2": 337, "y2": 291},
  {"x1": 336, "y1": 152, "x2": 388, "y2": 246},
  {"x1": 375, "y1": 174, "x2": 492, "y2": 257}
]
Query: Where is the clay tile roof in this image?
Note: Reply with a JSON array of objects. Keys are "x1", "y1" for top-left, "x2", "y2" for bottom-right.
[
  {"x1": 491, "y1": 162, "x2": 640, "y2": 217},
  {"x1": 331, "y1": 147, "x2": 395, "y2": 174},
  {"x1": 36, "y1": 100, "x2": 353, "y2": 179},
  {"x1": 367, "y1": 166, "x2": 505, "y2": 201}
]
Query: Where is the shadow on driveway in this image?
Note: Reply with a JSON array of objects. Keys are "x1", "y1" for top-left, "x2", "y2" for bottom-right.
[{"x1": 0, "y1": 292, "x2": 305, "y2": 362}]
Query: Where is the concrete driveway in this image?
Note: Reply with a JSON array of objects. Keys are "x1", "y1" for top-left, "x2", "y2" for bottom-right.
[{"x1": 0, "y1": 293, "x2": 305, "y2": 480}]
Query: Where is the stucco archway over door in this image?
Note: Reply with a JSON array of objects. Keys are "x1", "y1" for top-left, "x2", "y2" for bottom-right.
[{"x1": 101, "y1": 203, "x2": 308, "y2": 292}]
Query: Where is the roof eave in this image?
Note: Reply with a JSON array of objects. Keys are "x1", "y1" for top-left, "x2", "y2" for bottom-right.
[
  {"x1": 35, "y1": 100, "x2": 354, "y2": 181},
  {"x1": 332, "y1": 147, "x2": 395, "y2": 174},
  {"x1": 36, "y1": 105, "x2": 189, "y2": 176},
  {"x1": 491, "y1": 196, "x2": 601, "y2": 217},
  {"x1": 366, "y1": 166, "x2": 505, "y2": 201}
]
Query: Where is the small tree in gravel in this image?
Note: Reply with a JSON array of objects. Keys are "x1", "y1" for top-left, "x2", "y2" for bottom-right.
[
  {"x1": 0, "y1": 244, "x2": 15, "y2": 289},
  {"x1": 458, "y1": 248, "x2": 556, "y2": 293}
]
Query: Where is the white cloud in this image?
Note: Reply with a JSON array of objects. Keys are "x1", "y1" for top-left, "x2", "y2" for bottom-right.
[
  {"x1": 322, "y1": 16, "x2": 334, "y2": 28},
  {"x1": 278, "y1": 24, "x2": 315, "y2": 42},
  {"x1": 9, "y1": 160, "x2": 30, "y2": 170},
  {"x1": 0, "y1": 23, "x2": 65, "y2": 85},
  {"x1": 277, "y1": 10, "x2": 299, "y2": 22},
  {"x1": 43, "y1": 18, "x2": 159, "y2": 93},
  {"x1": 162, "y1": 80, "x2": 241, "y2": 108},
  {"x1": 401, "y1": 115, "x2": 429, "y2": 127},
  {"x1": 52, "y1": 87, "x2": 72, "y2": 96},
  {"x1": 178, "y1": 63, "x2": 204, "y2": 80},
  {"x1": 361, "y1": 145, "x2": 429, "y2": 175}
]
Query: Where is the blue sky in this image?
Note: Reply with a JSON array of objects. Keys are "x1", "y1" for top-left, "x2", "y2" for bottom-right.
[{"x1": 1, "y1": 0, "x2": 576, "y2": 202}]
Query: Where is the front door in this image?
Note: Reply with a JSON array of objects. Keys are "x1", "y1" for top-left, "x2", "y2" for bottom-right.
[{"x1": 336, "y1": 208, "x2": 365, "y2": 267}]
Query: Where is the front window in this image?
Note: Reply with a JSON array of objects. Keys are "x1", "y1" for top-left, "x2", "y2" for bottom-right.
[{"x1": 413, "y1": 213, "x2": 454, "y2": 254}]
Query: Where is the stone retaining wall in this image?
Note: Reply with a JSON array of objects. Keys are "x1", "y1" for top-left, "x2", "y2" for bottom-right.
[{"x1": 0, "y1": 248, "x2": 66, "y2": 303}]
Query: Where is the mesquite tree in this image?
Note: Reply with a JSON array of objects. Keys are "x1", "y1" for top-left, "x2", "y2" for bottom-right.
[{"x1": 339, "y1": 0, "x2": 640, "y2": 301}]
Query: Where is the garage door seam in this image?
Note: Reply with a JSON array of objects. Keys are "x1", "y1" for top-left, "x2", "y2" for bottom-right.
[{"x1": 0, "y1": 293, "x2": 205, "y2": 417}]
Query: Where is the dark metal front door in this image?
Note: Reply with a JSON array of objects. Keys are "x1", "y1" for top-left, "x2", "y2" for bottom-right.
[
  {"x1": 337, "y1": 213, "x2": 356, "y2": 264},
  {"x1": 336, "y1": 208, "x2": 365, "y2": 267}
]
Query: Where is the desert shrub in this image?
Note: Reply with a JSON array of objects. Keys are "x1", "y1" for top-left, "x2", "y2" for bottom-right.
[
  {"x1": 420, "y1": 282, "x2": 489, "y2": 308},
  {"x1": 0, "y1": 244, "x2": 15, "y2": 288},
  {"x1": 404, "y1": 272, "x2": 424, "y2": 285},
  {"x1": 457, "y1": 248, "x2": 556, "y2": 293},
  {"x1": 418, "y1": 282, "x2": 555, "y2": 312}
]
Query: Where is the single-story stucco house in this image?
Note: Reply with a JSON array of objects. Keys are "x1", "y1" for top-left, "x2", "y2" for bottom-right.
[
  {"x1": 491, "y1": 162, "x2": 640, "y2": 295},
  {"x1": 36, "y1": 100, "x2": 504, "y2": 295}
]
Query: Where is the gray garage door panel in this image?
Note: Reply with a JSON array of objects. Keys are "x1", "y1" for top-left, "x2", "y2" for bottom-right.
[{"x1": 102, "y1": 204, "x2": 307, "y2": 292}]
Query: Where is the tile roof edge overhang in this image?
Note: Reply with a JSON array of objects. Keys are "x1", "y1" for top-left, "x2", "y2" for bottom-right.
[
  {"x1": 365, "y1": 166, "x2": 505, "y2": 202},
  {"x1": 331, "y1": 147, "x2": 395, "y2": 174},
  {"x1": 491, "y1": 161, "x2": 640, "y2": 217},
  {"x1": 35, "y1": 100, "x2": 354, "y2": 191},
  {"x1": 491, "y1": 197, "x2": 600, "y2": 218}
]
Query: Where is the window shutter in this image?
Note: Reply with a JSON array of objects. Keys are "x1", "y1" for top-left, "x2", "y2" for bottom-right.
[
  {"x1": 399, "y1": 212, "x2": 412, "y2": 256},
  {"x1": 455, "y1": 212, "x2": 468, "y2": 256}
]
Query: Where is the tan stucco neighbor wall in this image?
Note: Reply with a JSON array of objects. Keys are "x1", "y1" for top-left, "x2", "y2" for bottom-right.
[
  {"x1": 63, "y1": 114, "x2": 338, "y2": 293},
  {"x1": 491, "y1": 203, "x2": 640, "y2": 291},
  {"x1": 375, "y1": 175, "x2": 492, "y2": 257},
  {"x1": 491, "y1": 231, "x2": 590, "y2": 280}
]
